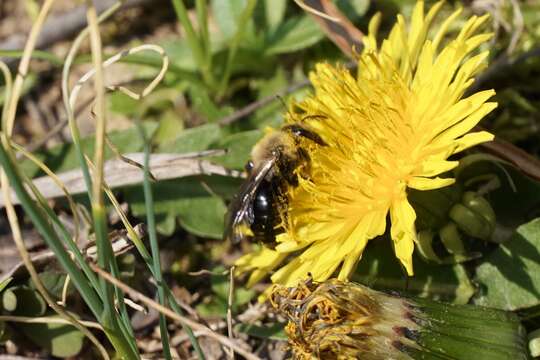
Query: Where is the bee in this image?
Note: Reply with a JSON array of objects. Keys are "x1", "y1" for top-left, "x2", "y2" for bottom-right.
[{"x1": 224, "y1": 123, "x2": 326, "y2": 246}]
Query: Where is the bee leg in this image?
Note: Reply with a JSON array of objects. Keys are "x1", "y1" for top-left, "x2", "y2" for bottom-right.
[{"x1": 296, "y1": 147, "x2": 312, "y2": 180}]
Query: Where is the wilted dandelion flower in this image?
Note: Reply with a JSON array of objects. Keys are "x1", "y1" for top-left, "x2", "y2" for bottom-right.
[
  {"x1": 270, "y1": 279, "x2": 527, "y2": 359},
  {"x1": 236, "y1": 1, "x2": 497, "y2": 287}
]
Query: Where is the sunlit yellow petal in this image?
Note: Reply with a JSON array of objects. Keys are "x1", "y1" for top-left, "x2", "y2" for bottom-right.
[
  {"x1": 390, "y1": 198, "x2": 417, "y2": 275},
  {"x1": 409, "y1": 176, "x2": 455, "y2": 191},
  {"x1": 417, "y1": 159, "x2": 459, "y2": 178},
  {"x1": 452, "y1": 131, "x2": 495, "y2": 154}
]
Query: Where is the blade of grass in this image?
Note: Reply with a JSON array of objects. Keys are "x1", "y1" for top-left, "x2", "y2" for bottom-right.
[
  {"x1": 0, "y1": 49, "x2": 63, "y2": 66},
  {"x1": 136, "y1": 123, "x2": 172, "y2": 360},
  {"x1": 11, "y1": 144, "x2": 103, "y2": 294},
  {"x1": 171, "y1": 0, "x2": 215, "y2": 88},
  {"x1": 62, "y1": 1, "x2": 123, "y2": 204},
  {"x1": 217, "y1": 0, "x2": 257, "y2": 99},
  {"x1": 101, "y1": 177, "x2": 206, "y2": 359},
  {"x1": 0, "y1": 142, "x2": 104, "y2": 318},
  {"x1": 70, "y1": 38, "x2": 204, "y2": 357},
  {"x1": 195, "y1": 0, "x2": 212, "y2": 81},
  {"x1": 85, "y1": 3, "x2": 139, "y2": 358},
  {"x1": 92, "y1": 264, "x2": 262, "y2": 360},
  {"x1": 0, "y1": 47, "x2": 109, "y2": 358},
  {"x1": 0, "y1": 172, "x2": 110, "y2": 359},
  {"x1": 0, "y1": 0, "x2": 106, "y2": 324},
  {"x1": 86, "y1": 0, "x2": 140, "y2": 359}
]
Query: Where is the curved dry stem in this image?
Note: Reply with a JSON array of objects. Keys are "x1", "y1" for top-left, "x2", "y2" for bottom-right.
[{"x1": 69, "y1": 44, "x2": 169, "y2": 109}]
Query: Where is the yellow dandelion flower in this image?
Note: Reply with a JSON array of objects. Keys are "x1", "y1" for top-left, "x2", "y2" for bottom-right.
[{"x1": 236, "y1": 1, "x2": 497, "y2": 288}]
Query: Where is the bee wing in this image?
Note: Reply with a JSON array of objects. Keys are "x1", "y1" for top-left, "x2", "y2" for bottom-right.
[{"x1": 224, "y1": 159, "x2": 276, "y2": 243}]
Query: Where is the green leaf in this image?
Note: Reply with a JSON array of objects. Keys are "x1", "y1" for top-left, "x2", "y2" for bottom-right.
[
  {"x1": 154, "y1": 212, "x2": 177, "y2": 236},
  {"x1": 108, "y1": 91, "x2": 139, "y2": 116},
  {"x1": 474, "y1": 218, "x2": 540, "y2": 310},
  {"x1": 179, "y1": 196, "x2": 227, "y2": 238},
  {"x1": 263, "y1": 0, "x2": 287, "y2": 31},
  {"x1": 250, "y1": 67, "x2": 289, "y2": 128},
  {"x1": 213, "y1": 130, "x2": 263, "y2": 169},
  {"x1": 32, "y1": 271, "x2": 71, "y2": 300},
  {"x1": 1, "y1": 288, "x2": 17, "y2": 312},
  {"x1": 352, "y1": 237, "x2": 475, "y2": 304},
  {"x1": 159, "y1": 123, "x2": 221, "y2": 153},
  {"x1": 6, "y1": 286, "x2": 47, "y2": 316},
  {"x1": 196, "y1": 266, "x2": 255, "y2": 316},
  {"x1": 20, "y1": 314, "x2": 85, "y2": 358},
  {"x1": 265, "y1": 16, "x2": 324, "y2": 55},
  {"x1": 336, "y1": 0, "x2": 371, "y2": 20},
  {"x1": 162, "y1": 39, "x2": 198, "y2": 71},
  {"x1": 0, "y1": 49, "x2": 63, "y2": 66},
  {"x1": 125, "y1": 176, "x2": 239, "y2": 239},
  {"x1": 455, "y1": 155, "x2": 540, "y2": 228},
  {"x1": 21, "y1": 122, "x2": 158, "y2": 178},
  {"x1": 152, "y1": 109, "x2": 185, "y2": 144},
  {"x1": 188, "y1": 85, "x2": 232, "y2": 122},
  {"x1": 211, "y1": 0, "x2": 256, "y2": 42}
]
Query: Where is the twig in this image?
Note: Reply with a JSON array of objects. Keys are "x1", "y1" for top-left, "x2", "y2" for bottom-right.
[
  {"x1": 218, "y1": 60, "x2": 357, "y2": 127},
  {"x1": 218, "y1": 80, "x2": 310, "y2": 126},
  {"x1": 91, "y1": 264, "x2": 262, "y2": 360},
  {"x1": 294, "y1": 0, "x2": 340, "y2": 22}
]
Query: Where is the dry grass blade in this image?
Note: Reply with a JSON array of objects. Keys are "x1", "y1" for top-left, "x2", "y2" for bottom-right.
[
  {"x1": 91, "y1": 264, "x2": 262, "y2": 360},
  {"x1": 297, "y1": 0, "x2": 364, "y2": 58},
  {"x1": 69, "y1": 44, "x2": 169, "y2": 110},
  {"x1": 0, "y1": 151, "x2": 240, "y2": 207},
  {"x1": 0, "y1": 315, "x2": 103, "y2": 331},
  {"x1": 480, "y1": 136, "x2": 540, "y2": 182}
]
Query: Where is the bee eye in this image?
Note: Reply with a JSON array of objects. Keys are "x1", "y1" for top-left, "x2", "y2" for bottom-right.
[{"x1": 245, "y1": 160, "x2": 254, "y2": 172}]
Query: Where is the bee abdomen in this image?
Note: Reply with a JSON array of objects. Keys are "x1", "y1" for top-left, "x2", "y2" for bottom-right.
[{"x1": 252, "y1": 180, "x2": 284, "y2": 244}]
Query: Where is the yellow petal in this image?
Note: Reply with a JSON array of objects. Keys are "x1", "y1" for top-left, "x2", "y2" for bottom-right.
[
  {"x1": 390, "y1": 198, "x2": 417, "y2": 275},
  {"x1": 417, "y1": 159, "x2": 459, "y2": 177},
  {"x1": 409, "y1": 176, "x2": 455, "y2": 190},
  {"x1": 452, "y1": 131, "x2": 495, "y2": 154}
]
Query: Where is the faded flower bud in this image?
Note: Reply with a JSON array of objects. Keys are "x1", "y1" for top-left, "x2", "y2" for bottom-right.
[{"x1": 270, "y1": 279, "x2": 528, "y2": 359}]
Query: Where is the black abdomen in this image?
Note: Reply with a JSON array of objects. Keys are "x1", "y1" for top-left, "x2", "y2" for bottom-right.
[{"x1": 251, "y1": 179, "x2": 284, "y2": 244}]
